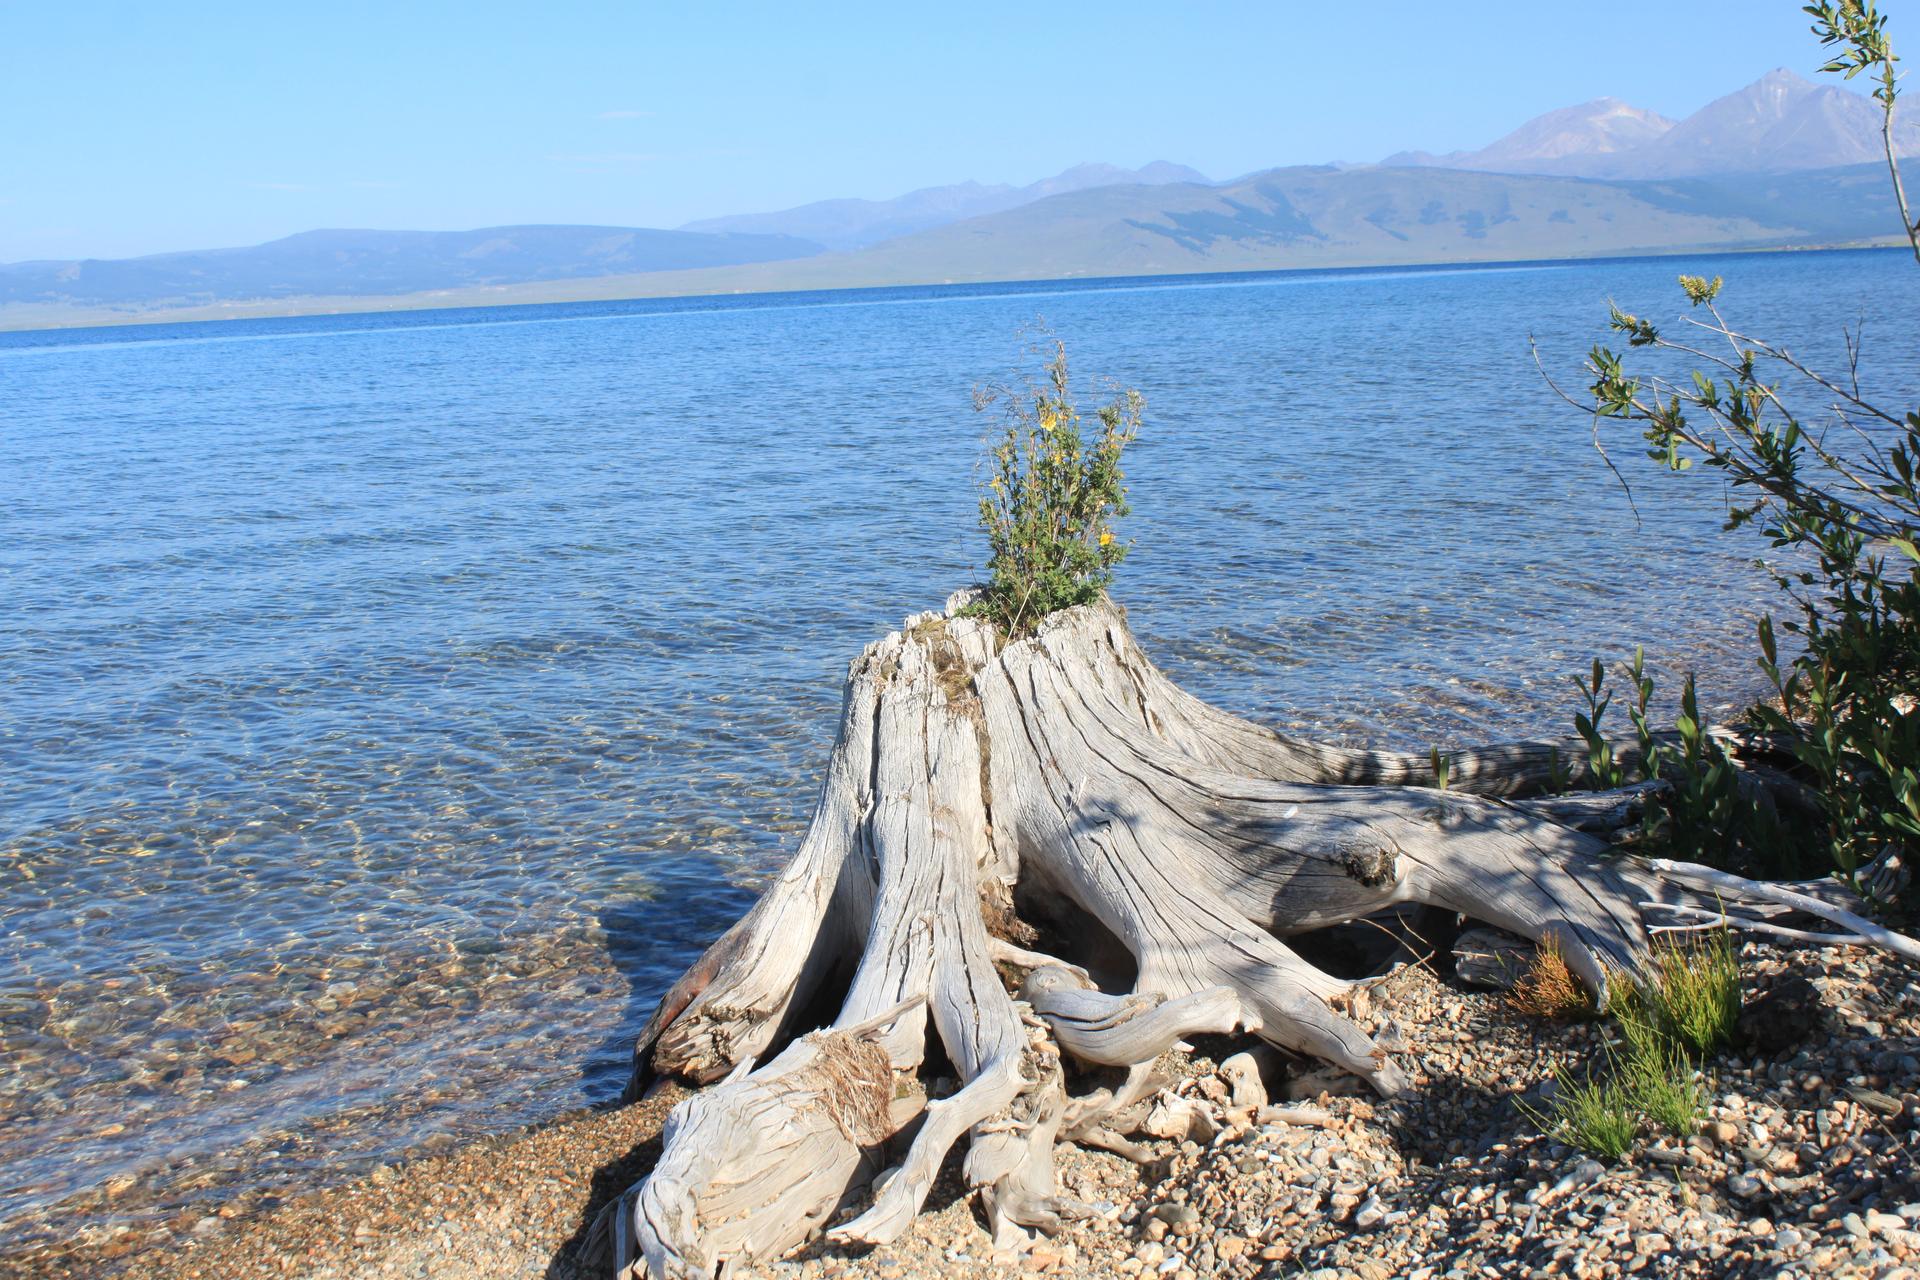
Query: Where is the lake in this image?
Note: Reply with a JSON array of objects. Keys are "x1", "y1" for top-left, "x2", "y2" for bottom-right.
[{"x1": 3, "y1": 248, "x2": 1915, "y2": 1252}]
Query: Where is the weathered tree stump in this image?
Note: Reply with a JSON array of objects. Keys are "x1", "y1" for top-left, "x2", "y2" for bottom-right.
[{"x1": 604, "y1": 592, "x2": 1916, "y2": 1278}]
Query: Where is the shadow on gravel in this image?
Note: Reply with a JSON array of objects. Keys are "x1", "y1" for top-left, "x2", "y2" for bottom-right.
[
  {"x1": 541, "y1": 1099, "x2": 983, "y2": 1280},
  {"x1": 1383, "y1": 1076, "x2": 1526, "y2": 1169},
  {"x1": 544, "y1": 896, "x2": 716, "y2": 1280},
  {"x1": 543, "y1": 1112, "x2": 670, "y2": 1280}
]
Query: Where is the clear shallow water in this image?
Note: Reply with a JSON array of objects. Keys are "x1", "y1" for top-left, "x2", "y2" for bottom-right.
[{"x1": 3, "y1": 249, "x2": 1917, "y2": 1250}]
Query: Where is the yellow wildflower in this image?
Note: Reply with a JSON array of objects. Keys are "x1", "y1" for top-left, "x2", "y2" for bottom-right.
[{"x1": 1099, "y1": 531, "x2": 1114, "y2": 547}]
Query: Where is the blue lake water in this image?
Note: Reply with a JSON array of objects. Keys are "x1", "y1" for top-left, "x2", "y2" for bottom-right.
[{"x1": 3, "y1": 249, "x2": 1917, "y2": 1251}]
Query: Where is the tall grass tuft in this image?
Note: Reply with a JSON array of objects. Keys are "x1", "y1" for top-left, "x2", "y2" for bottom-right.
[
  {"x1": 1518, "y1": 930, "x2": 1736, "y2": 1155},
  {"x1": 1521, "y1": 1069, "x2": 1638, "y2": 1159},
  {"x1": 1618, "y1": 928, "x2": 1741, "y2": 1058},
  {"x1": 1620, "y1": 1036, "x2": 1707, "y2": 1136}
]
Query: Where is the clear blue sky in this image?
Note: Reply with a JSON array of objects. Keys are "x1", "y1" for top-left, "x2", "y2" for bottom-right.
[{"x1": 0, "y1": 2, "x2": 1864, "y2": 261}]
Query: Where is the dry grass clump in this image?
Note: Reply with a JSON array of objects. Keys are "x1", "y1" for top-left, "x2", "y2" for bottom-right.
[{"x1": 1508, "y1": 935, "x2": 1599, "y2": 1020}]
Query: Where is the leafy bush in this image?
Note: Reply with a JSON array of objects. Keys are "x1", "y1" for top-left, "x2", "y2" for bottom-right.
[
  {"x1": 1751, "y1": 545, "x2": 1920, "y2": 888},
  {"x1": 1658, "y1": 675, "x2": 1752, "y2": 867},
  {"x1": 968, "y1": 339, "x2": 1143, "y2": 635},
  {"x1": 1547, "y1": 4, "x2": 1920, "y2": 900},
  {"x1": 1571, "y1": 659, "x2": 1628, "y2": 791},
  {"x1": 1580, "y1": 263, "x2": 1920, "y2": 889},
  {"x1": 1565, "y1": 653, "x2": 1795, "y2": 872}
]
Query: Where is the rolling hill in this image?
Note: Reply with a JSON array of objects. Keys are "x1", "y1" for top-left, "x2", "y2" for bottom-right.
[
  {"x1": 762, "y1": 163, "x2": 1887, "y2": 284},
  {"x1": 6, "y1": 161, "x2": 1893, "y2": 333}
]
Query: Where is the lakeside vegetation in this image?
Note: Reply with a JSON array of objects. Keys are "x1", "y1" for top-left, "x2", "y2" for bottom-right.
[
  {"x1": 946, "y1": 3, "x2": 1920, "y2": 1175},
  {"x1": 1496, "y1": 0, "x2": 1920, "y2": 1162},
  {"x1": 1524, "y1": 2, "x2": 1920, "y2": 907}
]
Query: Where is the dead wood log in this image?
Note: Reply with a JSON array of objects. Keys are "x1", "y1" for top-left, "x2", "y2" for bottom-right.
[{"x1": 606, "y1": 594, "x2": 1920, "y2": 1278}]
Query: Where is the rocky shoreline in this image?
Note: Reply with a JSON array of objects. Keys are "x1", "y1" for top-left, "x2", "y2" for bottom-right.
[{"x1": 10, "y1": 940, "x2": 1917, "y2": 1280}]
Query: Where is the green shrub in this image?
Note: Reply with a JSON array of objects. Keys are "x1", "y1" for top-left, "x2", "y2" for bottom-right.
[
  {"x1": 1751, "y1": 550, "x2": 1920, "y2": 891},
  {"x1": 1564, "y1": 654, "x2": 1793, "y2": 872},
  {"x1": 1572, "y1": 659, "x2": 1627, "y2": 791},
  {"x1": 1659, "y1": 675, "x2": 1748, "y2": 865},
  {"x1": 967, "y1": 340, "x2": 1142, "y2": 636},
  {"x1": 1578, "y1": 264, "x2": 1919, "y2": 888},
  {"x1": 1546, "y1": 4, "x2": 1920, "y2": 902}
]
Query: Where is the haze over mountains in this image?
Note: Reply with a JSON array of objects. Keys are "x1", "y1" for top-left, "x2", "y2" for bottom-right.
[
  {"x1": 621, "y1": 162, "x2": 1894, "y2": 294},
  {"x1": 681, "y1": 161, "x2": 1211, "y2": 250},
  {"x1": 3, "y1": 69, "x2": 1910, "y2": 329}
]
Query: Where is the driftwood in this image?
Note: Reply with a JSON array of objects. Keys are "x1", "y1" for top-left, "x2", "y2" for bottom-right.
[
  {"x1": 605, "y1": 593, "x2": 1920, "y2": 1278},
  {"x1": 1451, "y1": 926, "x2": 1536, "y2": 990}
]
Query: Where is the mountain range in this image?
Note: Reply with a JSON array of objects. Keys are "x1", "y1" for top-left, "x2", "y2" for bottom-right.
[
  {"x1": 2, "y1": 69, "x2": 1910, "y2": 330},
  {"x1": 510, "y1": 161, "x2": 1888, "y2": 301},
  {"x1": 1386, "y1": 68, "x2": 1920, "y2": 178},
  {"x1": 0, "y1": 225, "x2": 825, "y2": 309}
]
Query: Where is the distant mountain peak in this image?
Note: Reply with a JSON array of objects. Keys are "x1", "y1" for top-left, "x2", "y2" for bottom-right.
[
  {"x1": 1709, "y1": 66, "x2": 1823, "y2": 122},
  {"x1": 1387, "y1": 96, "x2": 1674, "y2": 172},
  {"x1": 1049, "y1": 162, "x2": 1131, "y2": 182},
  {"x1": 1385, "y1": 67, "x2": 1912, "y2": 179},
  {"x1": 1043, "y1": 160, "x2": 1208, "y2": 186},
  {"x1": 1571, "y1": 95, "x2": 1661, "y2": 116}
]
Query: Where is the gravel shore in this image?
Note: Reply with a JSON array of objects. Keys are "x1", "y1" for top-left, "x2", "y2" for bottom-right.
[
  {"x1": 11, "y1": 940, "x2": 1917, "y2": 1280},
  {"x1": 0, "y1": 1087, "x2": 688, "y2": 1280}
]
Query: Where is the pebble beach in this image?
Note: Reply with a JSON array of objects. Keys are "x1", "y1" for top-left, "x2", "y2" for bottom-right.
[{"x1": 15, "y1": 938, "x2": 1917, "y2": 1280}]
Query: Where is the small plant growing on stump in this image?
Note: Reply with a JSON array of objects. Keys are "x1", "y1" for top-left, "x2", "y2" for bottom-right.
[{"x1": 969, "y1": 339, "x2": 1143, "y2": 635}]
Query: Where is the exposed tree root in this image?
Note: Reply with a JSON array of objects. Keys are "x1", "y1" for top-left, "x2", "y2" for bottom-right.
[{"x1": 605, "y1": 594, "x2": 1920, "y2": 1278}]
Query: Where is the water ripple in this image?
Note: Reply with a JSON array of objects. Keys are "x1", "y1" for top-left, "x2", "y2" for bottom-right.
[{"x1": 2, "y1": 248, "x2": 1915, "y2": 1251}]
